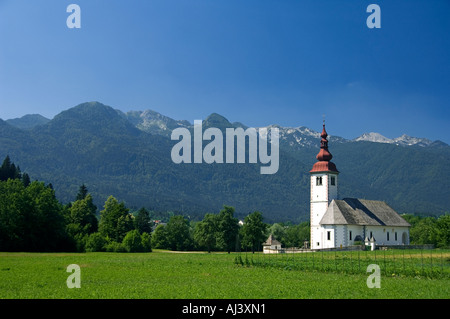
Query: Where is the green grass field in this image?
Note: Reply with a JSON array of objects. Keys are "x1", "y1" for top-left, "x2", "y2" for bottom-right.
[
  {"x1": 246, "y1": 249, "x2": 450, "y2": 279},
  {"x1": 0, "y1": 250, "x2": 449, "y2": 299}
]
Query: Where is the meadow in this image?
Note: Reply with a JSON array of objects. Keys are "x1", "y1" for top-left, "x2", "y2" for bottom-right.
[
  {"x1": 243, "y1": 248, "x2": 450, "y2": 279},
  {"x1": 0, "y1": 250, "x2": 449, "y2": 299}
]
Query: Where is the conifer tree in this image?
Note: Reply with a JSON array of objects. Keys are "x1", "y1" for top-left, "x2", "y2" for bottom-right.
[
  {"x1": 76, "y1": 184, "x2": 88, "y2": 201},
  {"x1": 22, "y1": 173, "x2": 31, "y2": 187},
  {"x1": 134, "y1": 207, "x2": 153, "y2": 234}
]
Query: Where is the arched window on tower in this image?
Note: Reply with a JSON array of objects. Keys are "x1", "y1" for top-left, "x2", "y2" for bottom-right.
[{"x1": 316, "y1": 176, "x2": 323, "y2": 186}]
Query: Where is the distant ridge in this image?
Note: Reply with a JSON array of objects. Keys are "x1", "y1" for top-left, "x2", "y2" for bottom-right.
[
  {"x1": 6, "y1": 106, "x2": 446, "y2": 148},
  {"x1": 6, "y1": 114, "x2": 50, "y2": 130}
]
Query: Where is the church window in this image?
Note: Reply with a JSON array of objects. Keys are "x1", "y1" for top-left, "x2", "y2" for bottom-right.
[
  {"x1": 327, "y1": 231, "x2": 331, "y2": 240},
  {"x1": 316, "y1": 177, "x2": 323, "y2": 186},
  {"x1": 395, "y1": 232, "x2": 398, "y2": 241},
  {"x1": 387, "y1": 232, "x2": 390, "y2": 241},
  {"x1": 331, "y1": 176, "x2": 335, "y2": 186},
  {"x1": 349, "y1": 231, "x2": 352, "y2": 240}
]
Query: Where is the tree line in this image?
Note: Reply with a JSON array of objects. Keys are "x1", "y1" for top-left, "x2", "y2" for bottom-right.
[
  {"x1": 0, "y1": 156, "x2": 275, "y2": 253},
  {"x1": 0, "y1": 156, "x2": 152, "y2": 252},
  {"x1": 403, "y1": 214, "x2": 450, "y2": 248},
  {"x1": 0, "y1": 155, "x2": 448, "y2": 252},
  {"x1": 153, "y1": 207, "x2": 273, "y2": 253},
  {"x1": 0, "y1": 156, "x2": 310, "y2": 253}
]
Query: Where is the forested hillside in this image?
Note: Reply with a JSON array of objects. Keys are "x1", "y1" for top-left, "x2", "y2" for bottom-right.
[{"x1": 0, "y1": 102, "x2": 449, "y2": 222}]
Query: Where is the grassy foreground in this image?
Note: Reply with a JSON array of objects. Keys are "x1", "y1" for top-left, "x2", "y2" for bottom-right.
[{"x1": 0, "y1": 251, "x2": 448, "y2": 299}]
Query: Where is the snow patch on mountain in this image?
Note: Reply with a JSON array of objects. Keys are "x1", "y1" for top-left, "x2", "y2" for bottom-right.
[
  {"x1": 120, "y1": 108, "x2": 445, "y2": 149},
  {"x1": 354, "y1": 132, "x2": 434, "y2": 147}
]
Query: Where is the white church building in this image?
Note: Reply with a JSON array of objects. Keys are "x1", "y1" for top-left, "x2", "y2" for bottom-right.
[{"x1": 309, "y1": 123, "x2": 410, "y2": 250}]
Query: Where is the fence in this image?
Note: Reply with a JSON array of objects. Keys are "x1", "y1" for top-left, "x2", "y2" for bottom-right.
[{"x1": 235, "y1": 246, "x2": 450, "y2": 279}]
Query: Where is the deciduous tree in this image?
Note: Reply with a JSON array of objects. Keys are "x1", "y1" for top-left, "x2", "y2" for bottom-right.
[
  {"x1": 166, "y1": 215, "x2": 193, "y2": 251},
  {"x1": 99, "y1": 195, "x2": 132, "y2": 242},
  {"x1": 194, "y1": 213, "x2": 218, "y2": 252},
  {"x1": 217, "y1": 206, "x2": 239, "y2": 253},
  {"x1": 241, "y1": 211, "x2": 268, "y2": 253}
]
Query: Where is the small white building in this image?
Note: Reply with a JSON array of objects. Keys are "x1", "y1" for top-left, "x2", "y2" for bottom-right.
[
  {"x1": 309, "y1": 123, "x2": 410, "y2": 250},
  {"x1": 263, "y1": 234, "x2": 282, "y2": 253}
]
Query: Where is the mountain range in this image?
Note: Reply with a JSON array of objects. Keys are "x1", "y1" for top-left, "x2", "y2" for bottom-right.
[
  {"x1": 6, "y1": 109, "x2": 445, "y2": 149},
  {"x1": 1, "y1": 101, "x2": 449, "y2": 222}
]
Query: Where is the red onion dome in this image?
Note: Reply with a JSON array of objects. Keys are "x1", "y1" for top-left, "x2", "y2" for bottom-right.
[{"x1": 310, "y1": 123, "x2": 339, "y2": 173}]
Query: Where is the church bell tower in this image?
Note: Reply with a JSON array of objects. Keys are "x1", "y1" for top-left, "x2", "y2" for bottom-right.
[{"x1": 309, "y1": 122, "x2": 339, "y2": 249}]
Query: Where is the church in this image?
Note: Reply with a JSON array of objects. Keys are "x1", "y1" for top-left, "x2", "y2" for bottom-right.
[{"x1": 309, "y1": 123, "x2": 410, "y2": 250}]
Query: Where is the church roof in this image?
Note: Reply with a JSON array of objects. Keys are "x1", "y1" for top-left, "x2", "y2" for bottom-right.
[
  {"x1": 320, "y1": 198, "x2": 411, "y2": 227},
  {"x1": 310, "y1": 161, "x2": 339, "y2": 173}
]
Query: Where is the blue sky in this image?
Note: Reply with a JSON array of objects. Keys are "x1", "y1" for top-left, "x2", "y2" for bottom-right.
[{"x1": 0, "y1": 0, "x2": 449, "y2": 143}]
